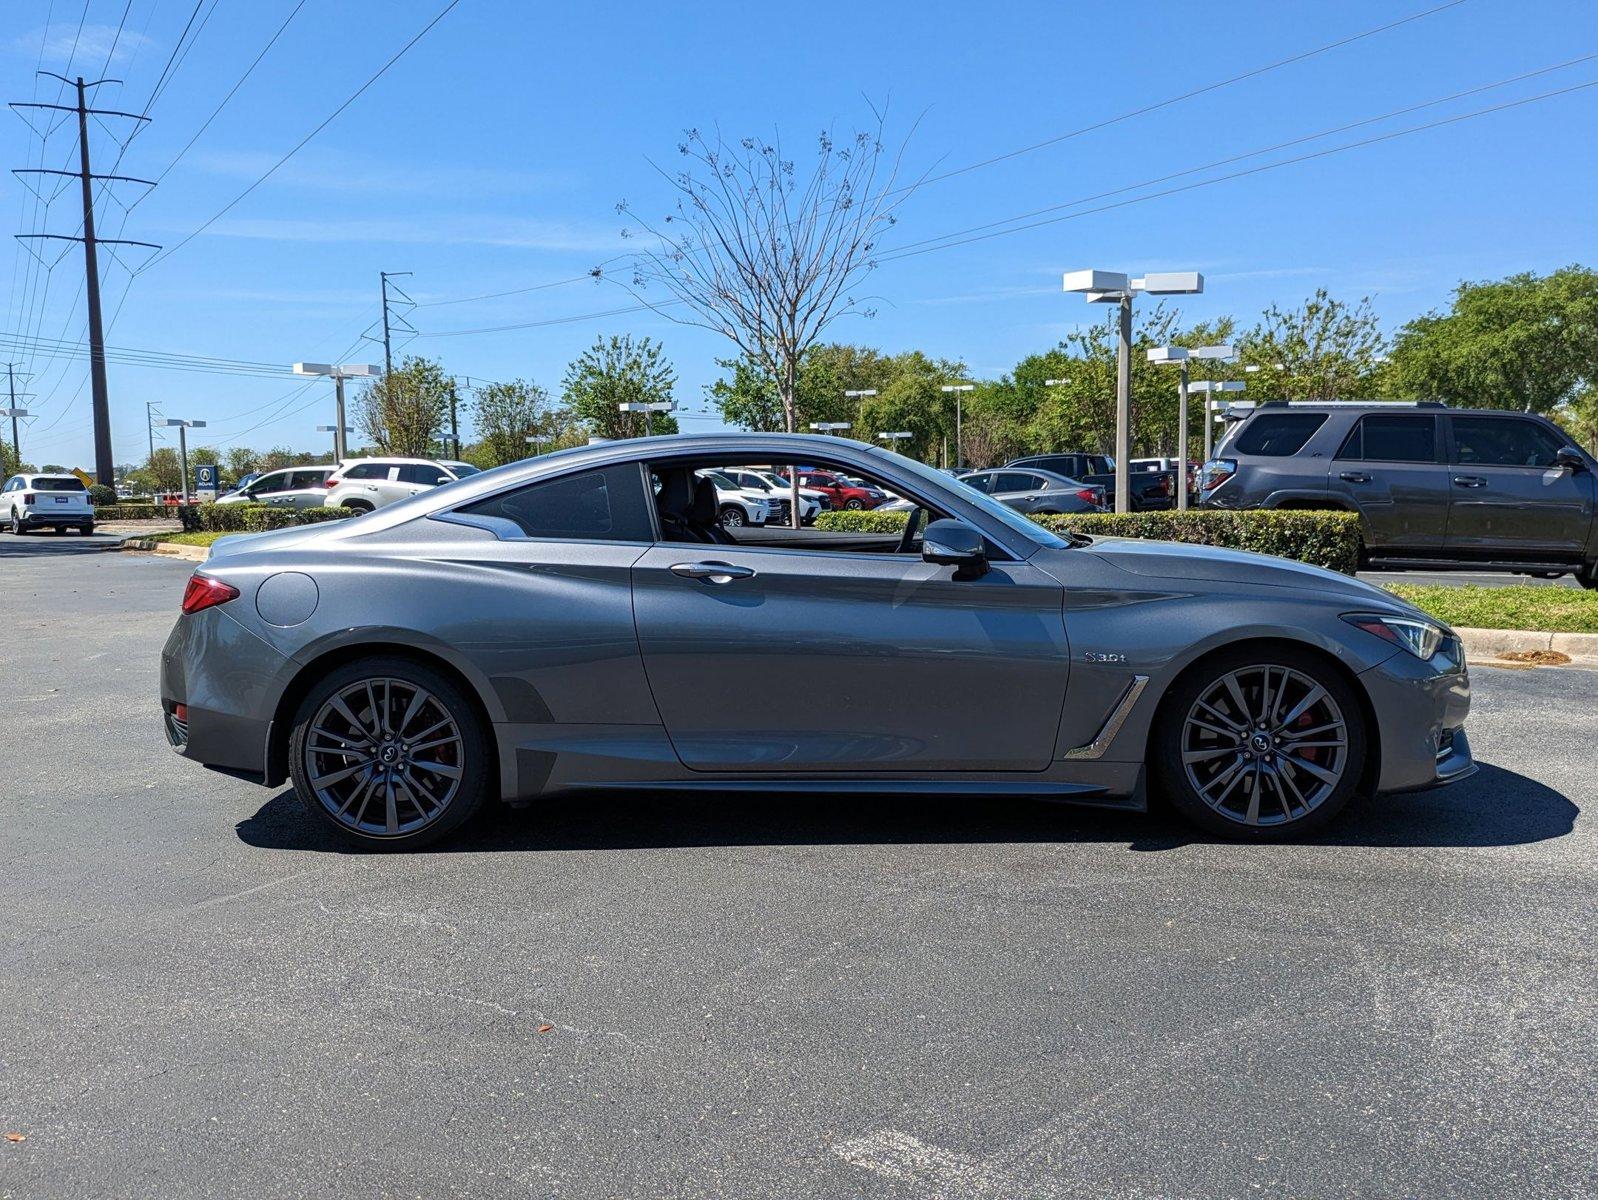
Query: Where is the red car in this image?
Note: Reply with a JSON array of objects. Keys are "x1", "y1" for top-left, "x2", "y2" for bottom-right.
[{"x1": 782, "y1": 469, "x2": 883, "y2": 510}]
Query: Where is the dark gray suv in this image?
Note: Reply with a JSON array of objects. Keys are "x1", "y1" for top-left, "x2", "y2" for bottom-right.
[{"x1": 1202, "y1": 402, "x2": 1598, "y2": 587}]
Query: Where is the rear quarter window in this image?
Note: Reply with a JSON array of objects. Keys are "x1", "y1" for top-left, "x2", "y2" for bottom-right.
[{"x1": 1234, "y1": 413, "x2": 1328, "y2": 457}]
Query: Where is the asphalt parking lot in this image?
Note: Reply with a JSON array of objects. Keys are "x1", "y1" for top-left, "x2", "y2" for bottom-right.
[{"x1": 1, "y1": 536, "x2": 1593, "y2": 1199}]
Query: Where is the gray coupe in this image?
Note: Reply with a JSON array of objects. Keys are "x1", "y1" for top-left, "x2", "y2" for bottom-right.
[{"x1": 161, "y1": 434, "x2": 1474, "y2": 848}]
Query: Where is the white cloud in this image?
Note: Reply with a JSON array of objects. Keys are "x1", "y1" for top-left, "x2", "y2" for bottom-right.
[{"x1": 12, "y1": 24, "x2": 156, "y2": 70}]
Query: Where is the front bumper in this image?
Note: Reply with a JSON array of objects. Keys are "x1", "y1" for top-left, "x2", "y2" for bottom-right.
[{"x1": 1360, "y1": 647, "x2": 1475, "y2": 793}]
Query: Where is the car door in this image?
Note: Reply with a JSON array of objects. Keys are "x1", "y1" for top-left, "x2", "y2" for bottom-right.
[
  {"x1": 631, "y1": 535, "x2": 1071, "y2": 774},
  {"x1": 394, "y1": 463, "x2": 449, "y2": 502},
  {"x1": 251, "y1": 470, "x2": 296, "y2": 507},
  {"x1": 993, "y1": 471, "x2": 1045, "y2": 512},
  {"x1": 1445, "y1": 414, "x2": 1595, "y2": 556},
  {"x1": 1327, "y1": 413, "x2": 1450, "y2": 549}
]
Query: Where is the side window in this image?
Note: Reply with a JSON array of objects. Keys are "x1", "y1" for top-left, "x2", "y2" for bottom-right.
[
  {"x1": 1452, "y1": 417, "x2": 1564, "y2": 468},
  {"x1": 1234, "y1": 413, "x2": 1328, "y2": 457},
  {"x1": 1340, "y1": 414, "x2": 1437, "y2": 463},
  {"x1": 963, "y1": 473, "x2": 994, "y2": 494},
  {"x1": 995, "y1": 473, "x2": 1037, "y2": 493},
  {"x1": 254, "y1": 472, "x2": 289, "y2": 494},
  {"x1": 344, "y1": 463, "x2": 385, "y2": 480},
  {"x1": 458, "y1": 464, "x2": 653, "y2": 541},
  {"x1": 396, "y1": 464, "x2": 449, "y2": 486}
]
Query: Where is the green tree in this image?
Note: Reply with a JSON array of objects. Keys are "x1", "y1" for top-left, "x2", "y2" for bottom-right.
[
  {"x1": 189, "y1": 447, "x2": 220, "y2": 470},
  {"x1": 223, "y1": 446, "x2": 260, "y2": 479},
  {"x1": 1554, "y1": 386, "x2": 1598, "y2": 455},
  {"x1": 142, "y1": 448, "x2": 183, "y2": 492},
  {"x1": 1387, "y1": 265, "x2": 1598, "y2": 413},
  {"x1": 0, "y1": 441, "x2": 19, "y2": 478},
  {"x1": 356, "y1": 355, "x2": 452, "y2": 456},
  {"x1": 561, "y1": 335, "x2": 678, "y2": 439},
  {"x1": 470, "y1": 379, "x2": 554, "y2": 466},
  {"x1": 40, "y1": 462, "x2": 68, "y2": 472},
  {"x1": 1239, "y1": 289, "x2": 1386, "y2": 401}
]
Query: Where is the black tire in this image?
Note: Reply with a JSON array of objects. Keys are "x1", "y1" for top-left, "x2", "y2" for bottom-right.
[
  {"x1": 8, "y1": 511, "x2": 21, "y2": 535},
  {"x1": 718, "y1": 504, "x2": 745, "y2": 528},
  {"x1": 1152, "y1": 645, "x2": 1367, "y2": 840},
  {"x1": 844, "y1": 498, "x2": 865, "y2": 510},
  {"x1": 287, "y1": 655, "x2": 492, "y2": 850},
  {"x1": 1579, "y1": 562, "x2": 1597, "y2": 591},
  {"x1": 342, "y1": 500, "x2": 375, "y2": 514},
  {"x1": 80, "y1": 523, "x2": 95, "y2": 535}
]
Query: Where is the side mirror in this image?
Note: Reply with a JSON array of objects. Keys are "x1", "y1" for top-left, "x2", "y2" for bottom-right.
[
  {"x1": 1555, "y1": 446, "x2": 1587, "y2": 473},
  {"x1": 922, "y1": 518, "x2": 989, "y2": 578}
]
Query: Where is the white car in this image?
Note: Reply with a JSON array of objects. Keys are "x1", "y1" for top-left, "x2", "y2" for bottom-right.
[
  {"x1": 323, "y1": 458, "x2": 481, "y2": 513},
  {"x1": 694, "y1": 470, "x2": 774, "y2": 527},
  {"x1": 719, "y1": 468, "x2": 827, "y2": 523},
  {"x1": 217, "y1": 466, "x2": 333, "y2": 509},
  {"x1": 2, "y1": 472, "x2": 95, "y2": 535}
]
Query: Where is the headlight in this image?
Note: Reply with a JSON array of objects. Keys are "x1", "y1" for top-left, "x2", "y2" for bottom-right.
[{"x1": 1343, "y1": 613, "x2": 1445, "y2": 660}]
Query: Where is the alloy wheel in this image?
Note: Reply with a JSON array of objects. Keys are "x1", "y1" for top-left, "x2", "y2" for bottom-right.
[
  {"x1": 303, "y1": 677, "x2": 465, "y2": 837},
  {"x1": 1179, "y1": 664, "x2": 1349, "y2": 827},
  {"x1": 719, "y1": 506, "x2": 745, "y2": 527}
]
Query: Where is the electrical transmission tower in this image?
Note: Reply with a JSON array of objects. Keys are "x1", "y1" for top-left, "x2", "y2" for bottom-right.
[
  {"x1": 376, "y1": 270, "x2": 415, "y2": 374},
  {"x1": 10, "y1": 73, "x2": 160, "y2": 484}
]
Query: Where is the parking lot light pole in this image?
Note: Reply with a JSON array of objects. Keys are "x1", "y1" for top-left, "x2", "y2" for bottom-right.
[
  {"x1": 844, "y1": 388, "x2": 877, "y2": 428},
  {"x1": 1190, "y1": 380, "x2": 1247, "y2": 463},
  {"x1": 294, "y1": 364, "x2": 379, "y2": 462},
  {"x1": 1064, "y1": 270, "x2": 1203, "y2": 513},
  {"x1": 1149, "y1": 344, "x2": 1234, "y2": 511},
  {"x1": 877, "y1": 431, "x2": 913, "y2": 454},
  {"x1": 618, "y1": 400, "x2": 674, "y2": 438},
  {"x1": 939, "y1": 384, "x2": 974, "y2": 469},
  {"x1": 809, "y1": 422, "x2": 852, "y2": 436},
  {"x1": 163, "y1": 419, "x2": 206, "y2": 504},
  {"x1": 316, "y1": 425, "x2": 353, "y2": 462},
  {"x1": 3, "y1": 406, "x2": 29, "y2": 464}
]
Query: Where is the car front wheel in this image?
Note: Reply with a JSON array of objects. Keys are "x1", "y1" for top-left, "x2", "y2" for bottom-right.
[
  {"x1": 844, "y1": 498, "x2": 864, "y2": 510},
  {"x1": 1153, "y1": 647, "x2": 1367, "y2": 839},
  {"x1": 342, "y1": 500, "x2": 375, "y2": 514},
  {"x1": 288, "y1": 656, "x2": 491, "y2": 849},
  {"x1": 718, "y1": 504, "x2": 745, "y2": 527}
]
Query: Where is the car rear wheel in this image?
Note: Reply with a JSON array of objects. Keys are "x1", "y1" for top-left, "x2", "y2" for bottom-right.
[
  {"x1": 1576, "y1": 562, "x2": 1596, "y2": 590},
  {"x1": 288, "y1": 656, "x2": 490, "y2": 849},
  {"x1": 1153, "y1": 647, "x2": 1367, "y2": 840},
  {"x1": 79, "y1": 523, "x2": 94, "y2": 535}
]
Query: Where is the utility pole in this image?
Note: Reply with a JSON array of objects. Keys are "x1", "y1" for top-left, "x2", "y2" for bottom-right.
[
  {"x1": 378, "y1": 271, "x2": 414, "y2": 376},
  {"x1": 11, "y1": 73, "x2": 159, "y2": 485},
  {"x1": 448, "y1": 378, "x2": 460, "y2": 459},
  {"x1": 145, "y1": 401, "x2": 162, "y2": 463},
  {"x1": 4, "y1": 363, "x2": 32, "y2": 467}
]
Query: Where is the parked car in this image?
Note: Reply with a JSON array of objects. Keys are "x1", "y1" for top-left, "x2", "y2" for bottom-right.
[
  {"x1": 781, "y1": 468, "x2": 883, "y2": 510},
  {"x1": 694, "y1": 470, "x2": 774, "y2": 527},
  {"x1": 163, "y1": 432, "x2": 1473, "y2": 849},
  {"x1": 2, "y1": 472, "x2": 94, "y2": 535},
  {"x1": 322, "y1": 458, "x2": 481, "y2": 513},
  {"x1": 1007, "y1": 453, "x2": 1175, "y2": 511},
  {"x1": 1132, "y1": 456, "x2": 1199, "y2": 501},
  {"x1": 1201, "y1": 401, "x2": 1598, "y2": 586},
  {"x1": 718, "y1": 468, "x2": 826, "y2": 524},
  {"x1": 217, "y1": 466, "x2": 333, "y2": 509},
  {"x1": 957, "y1": 468, "x2": 1104, "y2": 514}
]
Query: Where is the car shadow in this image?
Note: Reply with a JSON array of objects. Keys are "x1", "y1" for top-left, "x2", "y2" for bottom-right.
[
  {"x1": 236, "y1": 762, "x2": 1576, "y2": 855},
  {"x1": 0, "y1": 533, "x2": 116, "y2": 558}
]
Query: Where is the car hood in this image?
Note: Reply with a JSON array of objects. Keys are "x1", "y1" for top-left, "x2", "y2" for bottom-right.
[{"x1": 1081, "y1": 536, "x2": 1418, "y2": 611}]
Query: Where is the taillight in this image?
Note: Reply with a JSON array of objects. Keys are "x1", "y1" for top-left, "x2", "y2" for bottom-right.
[
  {"x1": 326, "y1": 474, "x2": 343, "y2": 487},
  {"x1": 1075, "y1": 488, "x2": 1099, "y2": 506},
  {"x1": 22, "y1": 492, "x2": 35, "y2": 504},
  {"x1": 1201, "y1": 459, "x2": 1237, "y2": 491},
  {"x1": 181, "y1": 574, "x2": 240, "y2": 615}
]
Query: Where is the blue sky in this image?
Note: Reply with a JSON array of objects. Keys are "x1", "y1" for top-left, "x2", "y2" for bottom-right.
[{"x1": 3, "y1": 0, "x2": 1595, "y2": 466}]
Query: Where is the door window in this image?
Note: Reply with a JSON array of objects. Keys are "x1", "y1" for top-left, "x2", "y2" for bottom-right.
[
  {"x1": 1339, "y1": 414, "x2": 1438, "y2": 463},
  {"x1": 1235, "y1": 412, "x2": 1327, "y2": 456},
  {"x1": 458, "y1": 464, "x2": 654, "y2": 541},
  {"x1": 995, "y1": 473, "x2": 1038, "y2": 493},
  {"x1": 254, "y1": 471, "x2": 292, "y2": 494},
  {"x1": 1452, "y1": 417, "x2": 1565, "y2": 468},
  {"x1": 962, "y1": 472, "x2": 995, "y2": 494},
  {"x1": 396, "y1": 464, "x2": 450, "y2": 486},
  {"x1": 343, "y1": 463, "x2": 388, "y2": 480}
]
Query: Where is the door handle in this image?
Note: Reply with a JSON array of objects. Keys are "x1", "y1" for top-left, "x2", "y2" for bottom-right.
[
  {"x1": 1338, "y1": 471, "x2": 1371, "y2": 483},
  {"x1": 1452, "y1": 476, "x2": 1488, "y2": 488},
  {"x1": 671, "y1": 561, "x2": 755, "y2": 583}
]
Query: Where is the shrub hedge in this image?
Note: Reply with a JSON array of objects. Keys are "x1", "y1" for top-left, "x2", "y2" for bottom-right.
[
  {"x1": 92, "y1": 503, "x2": 165, "y2": 520},
  {"x1": 176, "y1": 503, "x2": 355, "y2": 533},
  {"x1": 87, "y1": 483, "x2": 118, "y2": 506},
  {"x1": 814, "y1": 507, "x2": 1363, "y2": 574}
]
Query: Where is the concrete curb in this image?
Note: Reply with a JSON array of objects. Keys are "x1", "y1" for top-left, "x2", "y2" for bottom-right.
[
  {"x1": 119, "y1": 535, "x2": 208, "y2": 562},
  {"x1": 1457, "y1": 625, "x2": 1598, "y2": 667}
]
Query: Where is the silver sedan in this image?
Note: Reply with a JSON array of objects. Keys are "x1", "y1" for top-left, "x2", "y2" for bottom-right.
[{"x1": 161, "y1": 434, "x2": 1473, "y2": 848}]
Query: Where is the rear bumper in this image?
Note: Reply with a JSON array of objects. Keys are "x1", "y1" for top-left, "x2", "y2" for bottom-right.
[
  {"x1": 160, "y1": 607, "x2": 289, "y2": 781},
  {"x1": 16, "y1": 508, "x2": 92, "y2": 527}
]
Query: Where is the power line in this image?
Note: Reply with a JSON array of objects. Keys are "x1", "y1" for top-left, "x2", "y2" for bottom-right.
[
  {"x1": 900, "y1": 0, "x2": 1472, "y2": 194},
  {"x1": 413, "y1": 257, "x2": 630, "y2": 308},
  {"x1": 416, "y1": 301, "x2": 671, "y2": 339},
  {"x1": 882, "y1": 53, "x2": 1598, "y2": 260},
  {"x1": 144, "y1": 0, "x2": 469, "y2": 271},
  {"x1": 876, "y1": 75, "x2": 1598, "y2": 265}
]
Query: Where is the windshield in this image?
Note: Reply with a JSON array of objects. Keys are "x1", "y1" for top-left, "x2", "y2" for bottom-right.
[
  {"x1": 874, "y1": 450, "x2": 1070, "y2": 550},
  {"x1": 35, "y1": 476, "x2": 85, "y2": 491},
  {"x1": 446, "y1": 462, "x2": 481, "y2": 477}
]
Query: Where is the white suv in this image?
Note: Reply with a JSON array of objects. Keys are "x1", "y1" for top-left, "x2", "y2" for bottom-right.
[
  {"x1": 720, "y1": 468, "x2": 826, "y2": 524},
  {"x1": 3, "y1": 473, "x2": 95, "y2": 535},
  {"x1": 694, "y1": 470, "x2": 774, "y2": 527},
  {"x1": 323, "y1": 458, "x2": 480, "y2": 513}
]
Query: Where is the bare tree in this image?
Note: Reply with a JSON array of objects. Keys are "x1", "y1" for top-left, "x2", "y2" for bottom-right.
[{"x1": 616, "y1": 114, "x2": 918, "y2": 524}]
